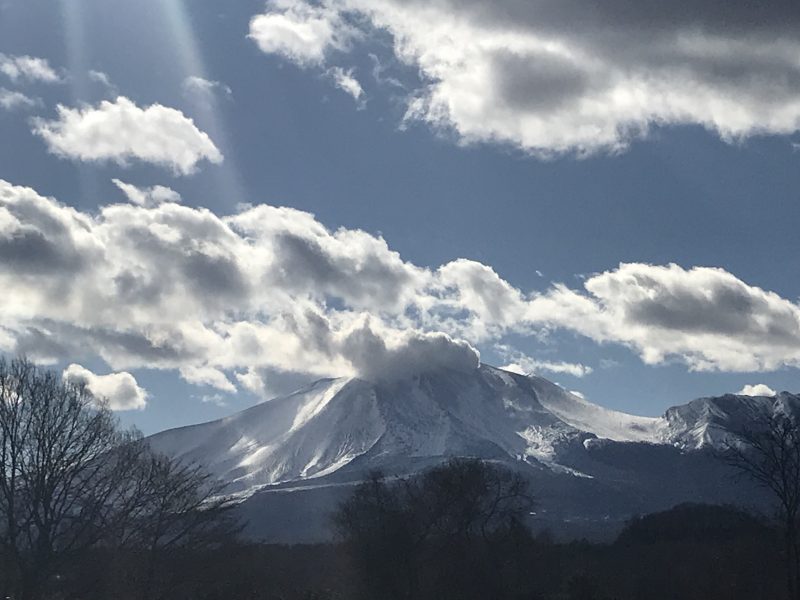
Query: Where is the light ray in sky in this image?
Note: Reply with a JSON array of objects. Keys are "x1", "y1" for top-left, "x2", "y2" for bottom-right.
[
  {"x1": 57, "y1": 0, "x2": 100, "y2": 202},
  {"x1": 159, "y1": 0, "x2": 246, "y2": 205}
]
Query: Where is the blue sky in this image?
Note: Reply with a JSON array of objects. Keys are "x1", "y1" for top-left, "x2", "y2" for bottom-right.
[{"x1": 1, "y1": 0, "x2": 800, "y2": 434}]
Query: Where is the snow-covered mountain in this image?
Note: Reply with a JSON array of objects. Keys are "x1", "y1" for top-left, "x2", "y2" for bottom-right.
[{"x1": 148, "y1": 364, "x2": 796, "y2": 541}]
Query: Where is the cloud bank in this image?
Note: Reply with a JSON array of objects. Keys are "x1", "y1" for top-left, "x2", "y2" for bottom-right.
[
  {"x1": 2, "y1": 179, "x2": 799, "y2": 397},
  {"x1": 250, "y1": 0, "x2": 800, "y2": 155},
  {"x1": 32, "y1": 97, "x2": 223, "y2": 175}
]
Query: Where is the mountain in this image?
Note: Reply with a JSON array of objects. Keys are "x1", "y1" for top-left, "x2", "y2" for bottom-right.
[{"x1": 148, "y1": 364, "x2": 795, "y2": 541}]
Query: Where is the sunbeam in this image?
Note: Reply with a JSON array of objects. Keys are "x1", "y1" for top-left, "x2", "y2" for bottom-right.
[
  {"x1": 159, "y1": 0, "x2": 246, "y2": 205},
  {"x1": 57, "y1": 0, "x2": 101, "y2": 203}
]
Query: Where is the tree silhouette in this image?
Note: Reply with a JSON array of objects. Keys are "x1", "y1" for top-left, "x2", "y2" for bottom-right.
[
  {"x1": 0, "y1": 357, "x2": 239, "y2": 600},
  {"x1": 333, "y1": 458, "x2": 534, "y2": 600},
  {"x1": 724, "y1": 412, "x2": 800, "y2": 600}
]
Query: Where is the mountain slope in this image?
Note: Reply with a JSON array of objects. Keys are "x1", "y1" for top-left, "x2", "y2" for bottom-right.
[
  {"x1": 149, "y1": 364, "x2": 668, "y2": 494},
  {"x1": 147, "y1": 364, "x2": 796, "y2": 541}
]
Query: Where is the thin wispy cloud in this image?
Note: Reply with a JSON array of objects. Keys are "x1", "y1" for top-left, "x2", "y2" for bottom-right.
[
  {"x1": 0, "y1": 53, "x2": 61, "y2": 83},
  {"x1": 0, "y1": 88, "x2": 39, "y2": 111},
  {"x1": 328, "y1": 67, "x2": 365, "y2": 107},
  {"x1": 112, "y1": 179, "x2": 182, "y2": 207},
  {"x1": 183, "y1": 75, "x2": 233, "y2": 104}
]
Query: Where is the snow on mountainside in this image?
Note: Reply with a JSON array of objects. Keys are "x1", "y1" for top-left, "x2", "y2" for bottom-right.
[
  {"x1": 148, "y1": 363, "x2": 797, "y2": 498},
  {"x1": 664, "y1": 391, "x2": 800, "y2": 449}
]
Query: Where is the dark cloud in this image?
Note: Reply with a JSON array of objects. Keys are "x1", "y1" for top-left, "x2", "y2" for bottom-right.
[
  {"x1": 626, "y1": 279, "x2": 800, "y2": 343},
  {"x1": 0, "y1": 228, "x2": 84, "y2": 275},
  {"x1": 272, "y1": 232, "x2": 417, "y2": 309},
  {"x1": 493, "y1": 50, "x2": 592, "y2": 112},
  {"x1": 428, "y1": 0, "x2": 800, "y2": 37},
  {"x1": 182, "y1": 250, "x2": 249, "y2": 299}
]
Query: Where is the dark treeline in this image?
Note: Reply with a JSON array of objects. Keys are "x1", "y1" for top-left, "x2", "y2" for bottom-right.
[
  {"x1": 0, "y1": 357, "x2": 793, "y2": 600},
  {"x1": 13, "y1": 501, "x2": 783, "y2": 600}
]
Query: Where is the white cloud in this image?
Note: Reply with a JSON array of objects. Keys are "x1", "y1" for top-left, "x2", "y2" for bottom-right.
[
  {"x1": 236, "y1": 368, "x2": 269, "y2": 397},
  {"x1": 88, "y1": 70, "x2": 113, "y2": 88},
  {"x1": 250, "y1": 0, "x2": 800, "y2": 155},
  {"x1": 180, "y1": 366, "x2": 237, "y2": 393},
  {"x1": 496, "y1": 345, "x2": 592, "y2": 378},
  {"x1": 112, "y1": 179, "x2": 181, "y2": 207},
  {"x1": 200, "y1": 393, "x2": 228, "y2": 407},
  {"x1": 737, "y1": 384, "x2": 777, "y2": 397},
  {"x1": 62, "y1": 363, "x2": 148, "y2": 411},
  {"x1": 550, "y1": 263, "x2": 800, "y2": 372},
  {"x1": 0, "y1": 88, "x2": 38, "y2": 111},
  {"x1": 32, "y1": 97, "x2": 223, "y2": 175},
  {"x1": 2, "y1": 180, "x2": 800, "y2": 403},
  {"x1": 182, "y1": 76, "x2": 232, "y2": 104},
  {"x1": 328, "y1": 67, "x2": 365, "y2": 106},
  {"x1": 249, "y1": 0, "x2": 354, "y2": 67},
  {"x1": 0, "y1": 53, "x2": 60, "y2": 83}
]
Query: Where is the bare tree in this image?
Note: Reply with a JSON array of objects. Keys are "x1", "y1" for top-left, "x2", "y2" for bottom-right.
[
  {"x1": 124, "y1": 453, "x2": 241, "y2": 600},
  {"x1": 724, "y1": 412, "x2": 800, "y2": 600},
  {"x1": 0, "y1": 357, "x2": 241, "y2": 600},
  {"x1": 0, "y1": 357, "x2": 145, "y2": 600}
]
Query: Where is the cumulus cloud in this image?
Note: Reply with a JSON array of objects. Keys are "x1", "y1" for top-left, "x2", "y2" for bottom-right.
[
  {"x1": 62, "y1": 363, "x2": 148, "y2": 411},
  {"x1": 328, "y1": 67, "x2": 365, "y2": 106},
  {"x1": 738, "y1": 384, "x2": 777, "y2": 397},
  {"x1": 32, "y1": 97, "x2": 223, "y2": 175},
  {"x1": 0, "y1": 53, "x2": 60, "y2": 83},
  {"x1": 557, "y1": 263, "x2": 800, "y2": 372},
  {"x1": 3, "y1": 179, "x2": 800, "y2": 400},
  {"x1": 0, "y1": 88, "x2": 38, "y2": 111},
  {"x1": 249, "y1": 0, "x2": 354, "y2": 67},
  {"x1": 112, "y1": 179, "x2": 181, "y2": 207},
  {"x1": 250, "y1": 0, "x2": 800, "y2": 155}
]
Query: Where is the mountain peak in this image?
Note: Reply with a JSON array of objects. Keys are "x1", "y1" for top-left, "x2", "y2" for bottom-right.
[{"x1": 148, "y1": 364, "x2": 799, "y2": 498}]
